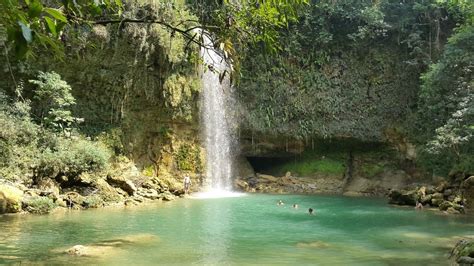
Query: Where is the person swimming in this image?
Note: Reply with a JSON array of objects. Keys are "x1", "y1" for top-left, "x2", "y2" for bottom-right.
[
  {"x1": 277, "y1": 200, "x2": 284, "y2": 206},
  {"x1": 308, "y1": 208, "x2": 314, "y2": 215},
  {"x1": 292, "y1": 204, "x2": 298, "y2": 209}
]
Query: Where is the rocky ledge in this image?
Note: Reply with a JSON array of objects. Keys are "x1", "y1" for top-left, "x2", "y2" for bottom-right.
[
  {"x1": 234, "y1": 172, "x2": 344, "y2": 194},
  {"x1": 388, "y1": 175, "x2": 474, "y2": 214},
  {"x1": 0, "y1": 161, "x2": 183, "y2": 215}
]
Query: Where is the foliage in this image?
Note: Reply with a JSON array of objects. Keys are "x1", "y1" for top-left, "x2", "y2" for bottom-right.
[
  {"x1": 0, "y1": 0, "x2": 122, "y2": 58},
  {"x1": 142, "y1": 165, "x2": 154, "y2": 177},
  {"x1": 23, "y1": 196, "x2": 56, "y2": 214},
  {"x1": 38, "y1": 137, "x2": 111, "y2": 179},
  {"x1": 83, "y1": 195, "x2": 104, "y2": 208},
  {"x1": 235, "y1": 0, "x2": 472, "y2": 144},
  {"x1": 0, "y1": 91, "x2": 112, "y2": 183},
  {"x1": 29, "y1": 71, "x2": 81, "y2": 132},
  {"x1": 96, "y1": 128, "x2": 124, "y2": 155},
  {"x1": 162, "y1": 74, "x2": 200, "y2": 121},
  {"x1": 175, "y1": 143, "x2": 202, "y2": 172},
  {"x1": 0, "y1": 92, "x2": 40, "y2": 182},
  {"x1": 413, "y1": 24, "x2": 473, "y2": 175},
  {"x1": 360, "y1": 163, "x2": 385, "y2": 178},
  {"x1": 276, "y1": 157, "x2": 346, "y2": 176}
]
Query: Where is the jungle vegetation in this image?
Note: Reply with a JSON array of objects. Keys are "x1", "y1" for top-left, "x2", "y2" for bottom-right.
[{"x1": 0, "y1": 0, "x2": 473, "y2": 184}]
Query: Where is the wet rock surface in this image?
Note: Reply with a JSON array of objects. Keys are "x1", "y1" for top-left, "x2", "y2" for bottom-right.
[
  {"x1": 451, "y1": 239, "x2": 474, "y2": 265},
  {"x1": 0, "y1": 184, "x2": 24, "y2": 213},
  {"x1": 388, "y1": 177, "x2": 471, "y2": 213}
]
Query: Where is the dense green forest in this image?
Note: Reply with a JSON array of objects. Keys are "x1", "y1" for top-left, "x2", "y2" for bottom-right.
[
  {"x1": 237, "y1": 0, "x2": 473, "y2": 176},
  {"x1": 0, "y1": 0, "x2": 473, "y2": 212}
]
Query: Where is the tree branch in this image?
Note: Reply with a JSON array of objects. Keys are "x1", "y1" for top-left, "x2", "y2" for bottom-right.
[{"x1": 93, "y1": 18, "x2": 219, "y2": 49}]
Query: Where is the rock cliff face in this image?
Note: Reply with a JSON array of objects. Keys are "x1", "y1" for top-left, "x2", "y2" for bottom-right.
[{"x1": 236, "y1": 136, "x2": 425, "y2": 197}]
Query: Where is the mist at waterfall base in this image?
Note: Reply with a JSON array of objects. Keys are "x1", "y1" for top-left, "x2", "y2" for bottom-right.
[{"x1": 198, "y1": 32, "x2": 242, "y2": 198}]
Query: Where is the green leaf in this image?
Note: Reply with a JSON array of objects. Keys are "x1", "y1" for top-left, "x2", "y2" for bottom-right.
[
  {"x1": 44, "y1": 8, "x2": 67, "y2": 23},
  {"x1": 14, "y1": 30, "x2": 29, "y2": 57},
  {"x1": 44, "y1": 17, "x2": 57, "y2": 37},
  {"x1": 27, "y1": 0, "x2": 43, "y2": 18},
  {"x1": 18, "y1": 21, "x2": 33, "y2": 43}
]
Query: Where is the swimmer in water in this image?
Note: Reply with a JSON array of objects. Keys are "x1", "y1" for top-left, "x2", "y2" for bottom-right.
[
  {"x1": 293, "y1": 204, "x2": 298, "y2": 209},
  {"x1": 308, "y1": 208, "x2": 314, "y2": 215},
  {"x1": 277, "y1": 200, "x2": 284, "y2": 206}
]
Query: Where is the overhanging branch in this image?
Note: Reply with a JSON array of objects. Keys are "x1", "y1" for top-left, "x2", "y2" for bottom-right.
[{"x1": 93, "y1": 18, "x2": 219, "y2": 49}]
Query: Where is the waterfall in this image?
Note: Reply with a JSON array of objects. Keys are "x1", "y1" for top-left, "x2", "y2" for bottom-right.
[{"x1": 200, "y1": 32, "x2": 236, "y2": 193}]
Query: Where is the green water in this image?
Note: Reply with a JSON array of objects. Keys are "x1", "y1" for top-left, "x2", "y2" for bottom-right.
[{"x1": 1, "y1": 194, "x2": 473, "y2": 265}]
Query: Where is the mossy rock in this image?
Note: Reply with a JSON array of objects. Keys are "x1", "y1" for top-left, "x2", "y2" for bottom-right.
[
  {"x1": 0, "y1": 184, "x2": 24, "y2": 213},
  {"x1": 22, "y1": 196, "x2": 56, "y2": 214},
  {"x1": 451, "y1": 239, "x2": 474, "y2": 265}
]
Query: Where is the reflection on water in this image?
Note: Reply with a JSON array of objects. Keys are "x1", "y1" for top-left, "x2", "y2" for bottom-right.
[
  {"x1": 0, "y1": 194, "x2": 473, "y2": 265},
  {"x1": 199, "y1": 199, "x2": 231, "y2": 264}
]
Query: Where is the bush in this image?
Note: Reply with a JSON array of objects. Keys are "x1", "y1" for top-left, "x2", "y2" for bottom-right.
[
  {"x1": 29, "y1": 71, "x2": 80, "y2": 132},
  {"x1": 83, "y1": 195, "x2": 104, "y2": 208},
  {"x1": 23, "y1": 196, "x2": 56, "y2": 214},
  {"x1": 38, "y1": 137, "x2": 112, "y2": 179},
  {"x1": 0, "y1": 96, "x2": 41, "y2": 182}
]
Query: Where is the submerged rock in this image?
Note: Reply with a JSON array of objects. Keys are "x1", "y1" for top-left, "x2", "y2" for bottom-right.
[
  {"x1": 0, "y1": 184, "x2": 24, "y2": 213},
  {"x1": 296, "y1": 241, "x2": 330, "y2": 249},
  {"x1": 64, "y1": 234, "x2": 158, "y2": 257},
  {"x1": 66, "y1": 244, "x2": 116, "y2": 257}
]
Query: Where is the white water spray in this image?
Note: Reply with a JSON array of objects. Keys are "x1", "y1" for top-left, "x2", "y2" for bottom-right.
[{"x1": 199, "y1": 32, "x2": 237, "y2": 195}]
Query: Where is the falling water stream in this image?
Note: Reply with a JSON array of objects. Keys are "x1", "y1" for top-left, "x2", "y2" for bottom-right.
[{"x1": 200, "y1": 32, "x2": 236, "y2": 194}]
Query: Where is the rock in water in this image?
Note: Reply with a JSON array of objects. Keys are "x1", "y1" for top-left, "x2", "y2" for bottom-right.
[
  {"x1": 388, "y1": 189, "x2": 417, "y2": 205},
  {"x1": 451, "y1": 239, "x2": 474, "y2": 265},
  {"x1": 106, "y1": 175, "x2": 137, "y2": 196},
  {"x1": 0, "y1": 184, "x2": 24, "y2": 213}
]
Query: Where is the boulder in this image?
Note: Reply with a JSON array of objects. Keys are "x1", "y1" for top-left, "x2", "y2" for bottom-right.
[
  {"x1": 388, "y1": 189, "x2": 417, "y2": 206},
  {"x1": 458, "y1": 256, "x2": 474, "y2": 265},
  {"x1": 136, "y1": 188, "x2": 159, "y2": 200},
  {"x1": 451, "y1": 239, "x2": 474, "y2": 265},
  {"x1": 159, "y1": 191, "x2": 176, "y2": 201},
  {"x1": 236, "y1": 156, "x2": 256, "y2": 179},
  {"x1": 435, "y1": 181, "x2": 448, "y2": 193},
  {"x1": 431, "y1": 198, "x2": 443, "y2": 207},
  {"x1": 142, "y1": 178, "x2": 164, "y2": 193},
  {"x1": 444, "y1": 189, "x2": 454, "y2": 197},
  {"x1": 430, "y1": 192, "x2": 445, "y2": 206},
  {"x1": 234, "y1": 179, "x2": 249, "y2": 191},
  {"x1": 106, "y1": 175, "x2": 137, "y2": 196},
  {"x1": 0, "y1": 184, "x2": 24, "y2": 213},
  {"x1": 257, "y1": 174, "x2": 278, "y2": 183},
  {"x1": 65, "y1": 234, "x2": 158, "y2": 257},
  {"x1": 453, "y1": 195, "x2": 464, "y2": 205},
  {"x1": 66, "y1": 244, "x2": 115, "y2": 257},
  {"x1": 425, "y1": 186, "x2": 436, "y2": 195},
  {"x1": 446, "y1": 207, "x2": 461, "y2": 214},
  {"x1": 461, "y1": 176, "x2": 474, "y2": 188},
  {"x1": 420, "y1": 194, "x2": 432, "y2": 205},
  {"x1": 461, "y1": 176, "x2": 474, "y2": 209},
  {"x1": 439, "y1": 200, "x2": 453, "y2": 211},
  {"x1": 432, "y1": 192, "x2": 444, "y2": 199},
  {"x1": 63, "y1": 192, "x2": 85, "y2": 208}
]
